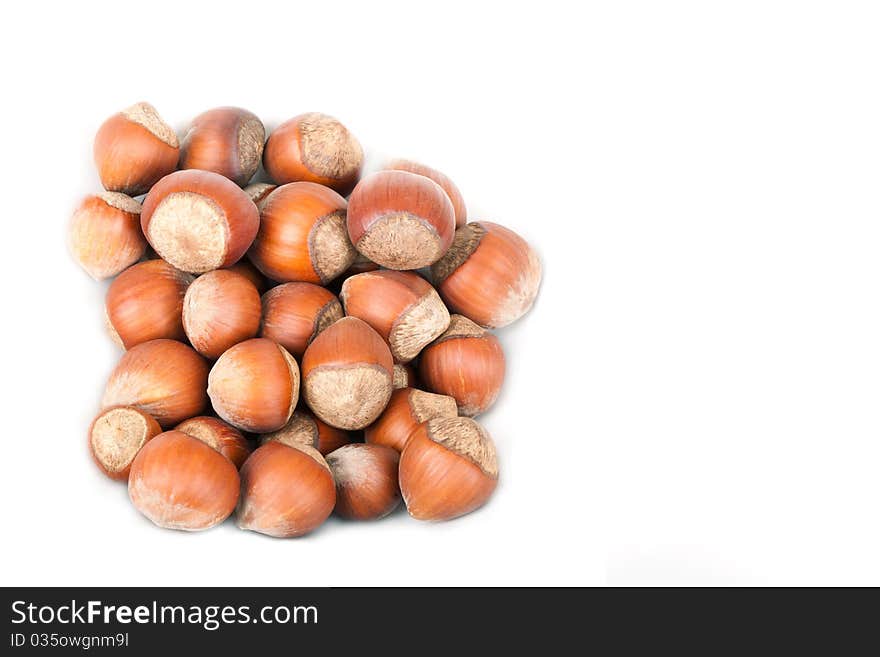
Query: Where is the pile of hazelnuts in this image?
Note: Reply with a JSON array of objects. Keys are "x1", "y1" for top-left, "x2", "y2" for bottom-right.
[{"x1": 69, "y1": 103, "x2": 541, "y2": 537}]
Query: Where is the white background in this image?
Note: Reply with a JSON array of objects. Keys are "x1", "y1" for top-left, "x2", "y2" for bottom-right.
[{"x1": 1, "y1": 1, "x2": 879, "y2": 586}]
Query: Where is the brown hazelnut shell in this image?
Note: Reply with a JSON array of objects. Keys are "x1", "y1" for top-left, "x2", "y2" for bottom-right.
[
  {"x1": 263, "y1": 112, "x2": 363, "y2": 195},
  {"x1": 179, "y1": 107, "x2": 265, "y2": 186},
  {"x1": 260, "y1": 282, "x2": 343, "y2": 358},
  {"x1": 141, "y1": 169, "x2": 260, "y2": 274},
  {"x1": 68, "y1": 193, "x2": 146, "y2": 280},
  {"x1": 340, "y1": 270, "x2": 450, "y2": 363},
  {"x1": 128, "y1": 430, "x2": 240, "y2": 531},
  {"x1": 236, "y1": 442, "x2": 335, "y2": 538},
  {"x1": 301, "y1": 316, "x2": 393, "y2": 430},
  {"x1": 384, "y1": 159, "x2": 467, "y2": 227},
  {"x1": 248, "y1": 181, "x2": 355, "y2": 284},
  {"x1": 105, "y1": 259, "x2": 193, "y2": 350},
  {"x1": 399, "y1": 417, "x2": 498, "y2": 521},
  {"x1": 102, "y1": 339, "x2": 209, "y2": 428},
  {"x1": 93, "y1": 102, "x2": 179, "y2": 196},
  {"x1": 430, "y1": 222, "x2": 542, "y2": 328},
  {"x1": 418, "y1": 315, "x2": 505, "y2": 416},
  {"x1": 326, "y1": 443, "x2": 401, "y2": 520},
  {"x1": 347, "y1": 170, "x2": 455, "y2": 270},
  {"x1": 183, "y1": 269, "x2": 262, "y2": 359},
  {"x1": 207, "y1": 338, "x2": 299, "y2": 433}
]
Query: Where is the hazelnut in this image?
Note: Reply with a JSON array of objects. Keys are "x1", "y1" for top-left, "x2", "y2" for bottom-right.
[
  {"x1": 260, "y1": 408, "x2": 352, "y2": 456},
  {"x1": 301, "y1": 317, "x2": 394, "y2": 430},
  {"x1": 243, "y1": 182, "x2": 277, "y2": 208},
  {"x1": 340, "y1": 270, "x2": 450, "y2": 363},
  {"x1": 179, "y1": 107, "x2": 266, "y2": 186},
  {"x1": 418, "y1": 315, "x2": 505, "y2": 416},
  {"x1": 260, "y1": 282, "x2": 343, "y2": 358},
  {"x1": 207, "y1": 338, "x2": 299, "y2": 433},
  {"x1": 76, "y1": 102, "x2": 532, "y2": 539},
  {"x1": 175, "y1": 416, "x2": 253, "y2": 468},
  {"x1": 128, "y1": 430, "x2": 240, "y2": 531},
  {"x1": 183, "y1": 269, "x2": 262, "y2": 359},
  {"x1": 93, "y1": 102, "x2": 179, "y2": 196},
  {"x1": 141, "y1": 169, "x2": 260, "y2": 274},
  {"x1": 384, "y1": 159, "x2": 467, "y2": 227},
  {"x1": 392, "y1": 363, "x2": 416, "y2": 389},
  {"x1": 102, "y1": 339, "x2": 209, "y2": 428},
  {"x1": 105, "y1": 259, "x2": 193, "y2": 350},
  {"x1": 364, "y1": 387, "x2": 457, "y2": 452},
  {"x1": 399, "y1": 417, "x2": 498, "y2": 521},
  {"x1": 347, "y1": 170, "x2": 456, "y2": 270},
  {"x1": 68, "y1": 192, "x2": 146, "y2": 280},
  {"x1": 263, "y1": 112, "x2": 363, "y2": 195},
  {"x1": 247, "y1": 182, "x2": 355, "y2": 284},
  {"x1": 236, "y1": 442, "x2": 335, "y2": 538},
  {"x1": 88, "y1": 406, "x2": 162, "y2": 481},
  {"x1": 430, "y1": 222, "x2": 542, "y2": 328},
  {"x1": 326, "y1": 444, "x2": 401, "y2": 520}
]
